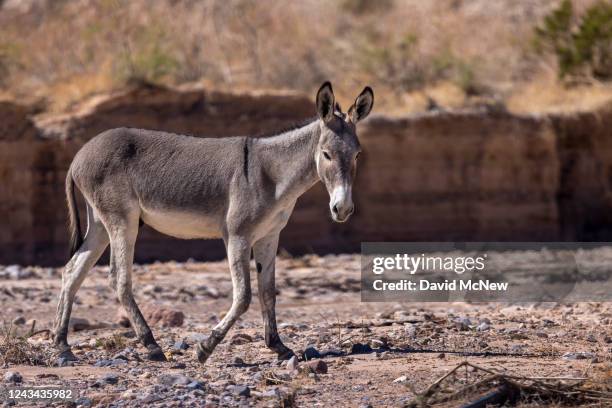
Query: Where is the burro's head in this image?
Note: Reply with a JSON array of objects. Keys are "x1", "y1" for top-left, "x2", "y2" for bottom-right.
[{"x1": 314, "y1": 81, "x2": 374, "y2": 223}]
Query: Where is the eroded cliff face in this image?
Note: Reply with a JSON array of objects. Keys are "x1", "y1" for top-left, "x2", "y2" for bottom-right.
[{"x1": 1, "y1": 85, "x2": 611, "y2": 265}]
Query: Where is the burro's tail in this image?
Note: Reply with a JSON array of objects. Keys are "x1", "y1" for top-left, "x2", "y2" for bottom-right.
[{"x1": 66, "y1": 168, "x2": 83, "y2": 258}]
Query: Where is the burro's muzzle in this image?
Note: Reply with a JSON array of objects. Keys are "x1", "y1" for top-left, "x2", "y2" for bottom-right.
[{"x1": 329, "y1": 184, "x2": 354, "y2": 222}]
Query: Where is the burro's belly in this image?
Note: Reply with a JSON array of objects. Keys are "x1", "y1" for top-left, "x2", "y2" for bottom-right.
[{"x1": 140, "y1": 206, "x2": 222, "y2": 239}]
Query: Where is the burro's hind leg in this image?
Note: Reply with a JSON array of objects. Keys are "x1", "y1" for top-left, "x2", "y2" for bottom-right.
[
  {"x1": 196, "y1": 236, "x2": 251, "y2": 363},
  {"x1": 253, "y1": 232, "x2": 295, "y2": 360},
  {"x1": 105, "y1": 209, "x2": 166, "y2": 362},
  {"x1": 53, "y1": 205, "x2": 109, "y2": 360}
]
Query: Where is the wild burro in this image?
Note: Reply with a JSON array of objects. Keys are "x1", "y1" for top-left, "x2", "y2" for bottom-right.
[{"x1": 53, "y1": 82, "x2": 374, "y2": 363}]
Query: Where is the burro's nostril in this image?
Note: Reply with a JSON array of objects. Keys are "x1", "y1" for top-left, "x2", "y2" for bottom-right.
[
  {"x1": 348, "y1": 205, "x2": 354, "y2": 215},
  {"x1": 332, "y1": 204, "x2": 339, "y2": 215}
]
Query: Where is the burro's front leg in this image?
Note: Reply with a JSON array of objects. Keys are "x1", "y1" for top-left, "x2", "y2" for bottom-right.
[
  {"x1": 253, "y1": 233, "x2": 295, "y2": 360},
  {"x1": 196, "y1": 236, "x2": 251, "y2": 363}
]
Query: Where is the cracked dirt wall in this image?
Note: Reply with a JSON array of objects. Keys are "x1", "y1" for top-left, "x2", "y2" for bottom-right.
[{"x1": 1, "y1": 85, "x2": 611, "y2": 265}]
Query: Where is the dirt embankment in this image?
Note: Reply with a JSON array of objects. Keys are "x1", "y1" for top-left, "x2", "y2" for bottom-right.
[{"x1": 1, "y1": 85, "x2": 612, "y2": 265}]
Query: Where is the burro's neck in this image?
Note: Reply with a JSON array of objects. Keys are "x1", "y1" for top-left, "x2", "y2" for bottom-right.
[{"x1": 255, "y1": 120, "x2": 321, "y2": 202}]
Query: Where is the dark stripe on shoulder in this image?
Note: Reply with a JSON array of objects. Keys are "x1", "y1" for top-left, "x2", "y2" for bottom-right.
[{"x1": 243, "y1": 137, "x2": 250, "y2": 181}]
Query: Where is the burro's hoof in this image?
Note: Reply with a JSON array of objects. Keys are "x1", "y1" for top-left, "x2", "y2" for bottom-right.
[
  {"x1": 276, "y1": 347, "x2": 296, "y2": 361},
  {"x1": 57, "y1": 348, "x2": 79, "y2": 362},
  {"x1": 195, "y1": 342, "x2": 212, "y2": 363},
  {"x1": 146, "y1": 345, "x2": 167, "y2": 362}
]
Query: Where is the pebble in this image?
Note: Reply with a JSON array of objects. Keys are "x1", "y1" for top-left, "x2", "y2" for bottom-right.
[
  {"x1": 144, "y1": 305, "x2": 185, "y2": 327},
  {"x1": 69, "y1": 317, "x2": 92, "y2": 331},
  {"x1": 12, "y1": 316, "x2": 26, "y2": 325},
  {"x1": 303, "y1": 359, "x2": 328, "y2": 374},
  {"x1": 121, "y1": 389, "x2": 136, "y2": 399},
  {"x1": 56, "y1": 357, "x2": 75, "y2": 367},
  {"x1": 112, "y1": 352, "x2": 129, "y2": 361},
  {"x1": 142, "y1": 393, "x2": 163, "y2": 403},
  {"x1": 261, "y1": 387, "x2": 280, "y2": 398},
  {"x1": 230, "y1": 333, "x2": 253, "y2": 345},
  {"x1": 562, "y1": 352, "x2": 596, "y2": 360},
  {"x1": 5, "y1": 265, "x2": 33, "y2": 280},
  {"x1": 454, "y1": 317, "x2": 472, "y2": 331},
  {"x1": 476, "y1": 322, "x2": 490, "y2": 331},
  {"x1": 187, "y1": 381, "x2": 205, "y2": 391},
  {"x1": 158, "y1": 374, "x2": 192, "y2": 386},
  {"x1": 302, "y1": 345, "x2": 321, "y2": 360},
  {"x1": 370, "y1": 338, "x2": 386, "y2": 348},
  {"x1": 393, "y1": 310, "x2": 411, "y2": 320},
  {"x1": 3, "y1": 371, "x2": 22, "y2": 383},
  {"x1": 392, "y1": 375, "x2": 407, "y2": 383},
  {"x1": 286, "y1": 355, "x2": 299, "y2": 371},
  {"x1": 404, "y1": 323, "x2": 417, "y2": 338},
  {"x1": 510, "y1": 332, "x2": 529, "y2": 340},
  {"x1": 350, "y1": 343, "x2": 373, "y2": 354},
  {"x1": 230, "y1": 385, "x2": 250, "y2": 397},
  {"x1": 187, "y1": 333, "x2": 207, "y2": 343},
  {"x1": 101, "y1": 373, "x2": 119, "y2": 385},
  {"x1": 117, "y1": 312, "x2": 131, "y2": 328},
  {"x1": 74, "y1": 397, "x2": 93, "y2": 407},
  {"x1": 321, "y1": 347, "x2": 344, "y2": 357},
  {"x1": 510, "y1": 344, "x2": 525, "y2": 353},
  {"x1": 94, "y1": 358, "x2": 127, "y2": 367},
  {"x1": 173, "y1": 340, "x2": 189, "y2": 350}
]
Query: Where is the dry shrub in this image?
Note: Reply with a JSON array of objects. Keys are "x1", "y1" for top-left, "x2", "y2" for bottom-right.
[
  {"x1": 94, "y1": 333, "x2": 126, "y2": 352},
  {"x1": 0, "y1": 0, "x2": 609, "y2": 112},
  {"x1": 0, "y1": 323, "x2": 52, "y2": 366}
]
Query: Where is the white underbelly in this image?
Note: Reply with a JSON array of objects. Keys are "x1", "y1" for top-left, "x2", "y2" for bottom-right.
[{"x1": 140, "y1": 207, "x2": 222, "y2": 239}]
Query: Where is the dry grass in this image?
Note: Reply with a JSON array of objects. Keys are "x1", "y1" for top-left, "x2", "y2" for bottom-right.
[
  {"x1": 507, "y1": 74, "x2": 612, "y2": 114},
  {"x1": 94, "y1": 333, "x2": 127, "y2": 352},
  {"x1": 0, "y1": 322, "x2": 52, "y2": 366},
  {"x1": 0, "y1": 0, "x2": 611, "y2": 113}
]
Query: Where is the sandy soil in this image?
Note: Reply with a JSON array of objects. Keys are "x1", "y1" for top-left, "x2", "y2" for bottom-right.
[{"x1": 0, "y1": 254, "x2": 610, "y2": 407}]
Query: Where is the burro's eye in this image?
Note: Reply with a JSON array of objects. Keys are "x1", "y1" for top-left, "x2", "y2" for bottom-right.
[
  {"x1": 355, "y1": 151, "x2": 361, "y2": 161},
  {"x1": 323, "y1": 151, "x2": 331, "y2": 161}
]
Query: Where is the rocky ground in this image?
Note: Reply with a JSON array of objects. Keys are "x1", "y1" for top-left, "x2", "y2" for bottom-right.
[{"x1": 0, "y1": 254, "x2": 610, "y2": 407}]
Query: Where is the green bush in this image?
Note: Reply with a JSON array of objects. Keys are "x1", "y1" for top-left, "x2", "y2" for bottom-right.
[
  {"x1": 357, "y1": 30, "x2": 479, "y2": 93},
  {"x1": 431, "y1": 50, "x2": 478, "y2": 94},
  {"x1": 342, "y1": 0, "x2": 393, "y2": 15},
  {"x1": 535, "y1": 0, "x2": 612, "y2": 80},
  {"x1": 0, "y1": 41, "x2": 22, "y2": 87}
]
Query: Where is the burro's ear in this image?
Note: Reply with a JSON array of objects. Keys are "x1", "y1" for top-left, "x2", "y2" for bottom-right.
[
  {"x1": 316, "y1": 81, "x2": 335, "y2": 122},
  {"x1": 348, "y1": 86, "x2": 374, "y2": 124}
]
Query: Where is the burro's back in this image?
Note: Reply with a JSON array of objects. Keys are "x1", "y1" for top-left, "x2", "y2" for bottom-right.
[
  {"x1": 54, "y1": 81, "x2": 374, "y2": 364},
  {"x1": 72, "y1": 127, "x2": 240, "y2": 212}
]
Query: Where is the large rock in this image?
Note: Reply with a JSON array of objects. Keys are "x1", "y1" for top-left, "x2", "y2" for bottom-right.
[
  {"x1": 143, "y1": 304, "x2": 185, "y2": 327},
  {"x1": 117, "y1": 303, "x2": 184, "y2": 327}
]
